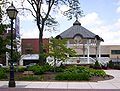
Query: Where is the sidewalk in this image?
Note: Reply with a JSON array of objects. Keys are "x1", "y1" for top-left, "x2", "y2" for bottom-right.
[{"x1": 0, "y1": 70, "x2": 120, "y2": 89}]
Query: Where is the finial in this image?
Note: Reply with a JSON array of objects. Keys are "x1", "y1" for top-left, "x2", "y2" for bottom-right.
[
  {"x1": 73, "y1": 20, "x2": 81, "y2": 26},
  {"x1": 10, "y1": 1, "x2": 13, "y2": 6},
  {"x1": 75, "y1": 13, "x2": 78, "y2": 20}
]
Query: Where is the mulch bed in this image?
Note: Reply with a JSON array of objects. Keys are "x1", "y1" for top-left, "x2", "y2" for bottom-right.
[
  {"x1": 89, "y1": 75, "x2": 114, "y2": 82},
  {"x1": 6, "y1": 71, "x2": 114, "y2": 82},
  {"x1": 40, "y1": 72, "x2": 114, "y2": 82}
]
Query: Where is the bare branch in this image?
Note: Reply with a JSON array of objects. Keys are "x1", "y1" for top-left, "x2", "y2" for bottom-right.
[
  {"x1": 17, "y1": 8, "x2": 36, "y2": 18},
  {"x1": 27, "y1": 0, "x2": 37, "y2": 14},
  {"x1": 0, "y1": 2, "x2": 10, "y2": 5},
  {"x1": 36, "y1": 1, "x2": 43, "y2": 20},
  {"x1": 21, "y1": 0, "x2": 25, "y2": 4},
  {"x1": 44, "y1": 0, "x2": 55, "y2": 20}
]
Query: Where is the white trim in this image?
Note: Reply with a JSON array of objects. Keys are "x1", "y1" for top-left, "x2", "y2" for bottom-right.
[
  {"x1": 98, "y1": 44, "x2": 101, "y2": 58},
  {"x1": 87, "y1": 40, "x2": 90, "y2": 64}
]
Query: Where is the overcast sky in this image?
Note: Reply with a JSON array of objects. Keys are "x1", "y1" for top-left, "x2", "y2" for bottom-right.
[{"x1": 15, "y1": 0, "x2": 120, "y2": 45}]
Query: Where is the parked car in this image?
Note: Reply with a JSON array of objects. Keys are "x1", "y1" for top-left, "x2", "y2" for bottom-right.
[
  {"x1": 25, "y1": 63, "x2": 36, "y2": 68},
  {"x1": 0, "y1": 64, "x2": 3, "y2": 67},
  {"x1": 13, "y1": 63, "x2": 17, "y2": 66}
]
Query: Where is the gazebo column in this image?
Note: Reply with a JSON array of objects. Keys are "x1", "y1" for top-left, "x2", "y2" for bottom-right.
[
  {"x1": 66, "y1": 40, "x2": 70, "y2": 57},
  {"x1": 96, "y1": 44, "x2": 98, "y2": 60},
  {"x1": 67, "y1": 40, "x2": 70, "y2": 48},
  {"x1": 87, "y1": 40, "x2": 90, "y2": 64},
  {"x1": 98, "y1": 42, "x2": 101, "y2": 59},
  {"x1": 98, "y1": 41, "x2": 101, "y2": 59},
  {"x1": 6, "y1": 52, "x2": 9, "y2": 66},
  {"x1": 83, "y1": 40, "x2": 85, "y2": 57},
  {"x1": 19, "y1": 59, "x2": 23, "y2": 66},
  {"x1": 19, "y1": 55, "x2": 24, "y2": 66},
  {"x1": 96, "y1": 40, "x2": 101, "y2": 60}
]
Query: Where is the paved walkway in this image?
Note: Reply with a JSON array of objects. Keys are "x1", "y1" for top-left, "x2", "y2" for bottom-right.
[{"x1": 0, "y1": 70, "x2": 120, "y2": 90}]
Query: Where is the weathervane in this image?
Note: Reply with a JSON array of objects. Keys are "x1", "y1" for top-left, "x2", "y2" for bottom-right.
[{"x1": 75, "y1": 13, "x2": 78, "y2": 20}]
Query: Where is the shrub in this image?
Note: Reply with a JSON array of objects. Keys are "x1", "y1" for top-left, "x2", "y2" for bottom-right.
[
  {"x1": 56, "y1": 66, "x2": 90, "y2": 80},
  {"x1": 2, "y1": 67, "x2": 10, "y2": 73},
  {"x1": 101, "y1": 64, "x2": 108, "y2": 69},
  {"x1": 28, "y1": 65, "x2": 44, "y2": 75},
  {"x1": 65, "y1": 65, "x2": 78, "y2": 72},
  {"x1": 55, "y1": 66, "x2": 106, "y2": 81},
  {"x1": 18, "y1": 66, "x2": 26, "y2": 72},
  {"x1": 108, "y1": 60, "x2": 114, "y2": 68},
  {"x1": 42, "y1": 63, "x2": 53, "y2": 72},
  {"x1": 65, "y1": 66, "x2": 90, "y2": 75},
  {"x1": 55, "y1": 72, "x2": 90, "y2": 81},
  {"x1": 89, "y1": 64, "x2": 94, "y2": 68},
  {"x1": 87, "y1": 68, "x2": 106, "y2": 77},
  {"x1": 108, "y1": 60, "x2": 120, "y2": 69},
  {"x1": 114, "y1": 64, "x2": 120, "y2": 70},
  {"x1": 55, "y1": 67, "x2": 65, "y2": 72},
  {"x1": 93, "y1": 70, "x2": 106, "y2": 77},
  {"x1": 17, "y1": 75, "x2": 42, "y2": 81},
  {"x1": 0, "y1": 68, "x2": 7, "y2": 79},
  {"x1": 94, "y1": 60, "x2": 101, "y2": 69},
  {"x1": 50, "y1": 66, "x2": 65, "y2": 72}
]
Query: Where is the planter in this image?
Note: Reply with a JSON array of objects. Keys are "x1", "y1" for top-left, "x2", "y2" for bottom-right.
[{"x1": 77, "y1": 60, "x2": 80, "y2": 63}]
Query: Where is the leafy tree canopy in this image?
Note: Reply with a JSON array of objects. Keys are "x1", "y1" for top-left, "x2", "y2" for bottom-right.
[
  {"x1": 1, "y1": 0, "x2": 83, "y2": 65},
  {"x1": 0, "y1": 22, "x2": 10, "y2": 55},
  {"x1": 48, "y1": 37, "x2": 76, "y2": 61}
]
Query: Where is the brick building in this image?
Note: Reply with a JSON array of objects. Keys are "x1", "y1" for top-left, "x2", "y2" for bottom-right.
[
  {"x1": 21, "y1": 38, "x2": 49, "y2": 54},
  {"x1": 20, "y1": 38, "x2": 49, "y2": 65}
]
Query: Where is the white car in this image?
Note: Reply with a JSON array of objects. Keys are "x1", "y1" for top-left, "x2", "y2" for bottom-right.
[
  {"x1": 25, "y1": 63, "x2": 36, "y2": 68},
  {"x1": 0, "y1": 64, "x2": 3, "y2": 67}
]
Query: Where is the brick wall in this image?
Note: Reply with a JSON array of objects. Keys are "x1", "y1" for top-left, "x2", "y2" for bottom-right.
[{"x1": 21, "y1": 38, "x2": 49, "y2": 54}]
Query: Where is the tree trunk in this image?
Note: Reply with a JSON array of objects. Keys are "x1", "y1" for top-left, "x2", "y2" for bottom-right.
[
  {"x1": 37, "y1": 17, "x2": 45, "y2": 65},
  {"x1": 39, "y1": 30, "x2": 44, "y2": 65},
  {"x1": 54, "y1": 58, "x2": 56, "y2": 73}
]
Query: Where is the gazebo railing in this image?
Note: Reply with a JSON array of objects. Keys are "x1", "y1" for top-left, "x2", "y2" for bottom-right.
[
  {"x1": 64, "y1": 57, "x2": 96, "y2": 64},
  {"x1": 97, "y1": 57, "x2": 110, "y2": 65}
]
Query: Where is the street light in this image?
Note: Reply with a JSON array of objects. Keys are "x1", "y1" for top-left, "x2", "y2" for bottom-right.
[{"x1": 6, "y1": 3, "x2": 18, "y2": 87}]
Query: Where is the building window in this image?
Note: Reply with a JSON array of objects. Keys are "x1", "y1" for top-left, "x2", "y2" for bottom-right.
[{"x1": 111, "y1": 50, "x2": 120, "y2": 54}]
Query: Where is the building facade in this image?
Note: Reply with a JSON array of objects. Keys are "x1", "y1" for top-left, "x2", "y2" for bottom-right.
[
  {"x1": 68, "y1": 44, "x2": 120, "y2": 59},
  {"x1": 21, "y1": 38, "x2": 49, "y2": 65},
  {"x1": 22, "y1": 38, "x2": 49, "y2": 54},
  {"x1": 20, "y1": 20, "x2": 120, "y2": 65},
  {"x1": 21, "y1": 38, "x2": 120, "y2": 65}
]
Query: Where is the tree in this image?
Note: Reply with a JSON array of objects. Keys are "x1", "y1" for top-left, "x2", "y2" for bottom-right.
[
  {"x1": 0, "y1": 2, "x2": 9, "y2": 64},
  {"x1": 21, "y1": 0, "x2": 83, "y2": 65},
  {"x1": 0, "y1": 6, "x2": 2, "y2": 22},
  {"x1": 2, "y1": 0, "x2": 83, "y2": 65},
  {"x1": 0, "y1": 23, "x2": 10, "y2": 65},
  {"x1": 0, "y1": 1, "x2": 22, "y2": 66},
  {"x1": 48, "y1": 37, "x2": 76, "y2": 69}
]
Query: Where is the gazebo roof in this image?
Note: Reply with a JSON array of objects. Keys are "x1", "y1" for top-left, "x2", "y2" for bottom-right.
[{"x1": 56, "y1": 20, "x2": 103, "y2": 41}]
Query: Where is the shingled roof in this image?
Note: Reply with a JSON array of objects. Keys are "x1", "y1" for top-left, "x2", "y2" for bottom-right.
[{"x1": 56, "y1": 20, "x2": 103, "y2": 41}]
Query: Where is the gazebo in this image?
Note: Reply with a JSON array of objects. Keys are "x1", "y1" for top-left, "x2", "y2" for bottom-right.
[{"x1": 56, "y1": 20, "x2": 104, "y2": 64}]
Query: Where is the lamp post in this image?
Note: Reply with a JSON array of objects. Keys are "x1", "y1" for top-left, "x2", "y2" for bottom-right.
[{"x1": 6, "y1": 3, "x2": 18, "y2": 87}]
